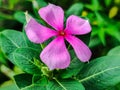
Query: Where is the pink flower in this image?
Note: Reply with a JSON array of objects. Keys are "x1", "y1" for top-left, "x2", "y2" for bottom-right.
[{"x1": 25, "y1": 4, "x2": 92, "y2": 70}]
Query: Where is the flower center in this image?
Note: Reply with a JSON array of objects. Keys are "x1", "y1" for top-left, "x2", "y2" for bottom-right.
[{"x1": 58, "y1": 30, "x2": 66, "y2": 36}]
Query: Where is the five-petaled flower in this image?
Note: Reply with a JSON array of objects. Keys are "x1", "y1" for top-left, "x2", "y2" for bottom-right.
[{"x1": 25, "y1": 4, "x2": 92, "y2": 70}]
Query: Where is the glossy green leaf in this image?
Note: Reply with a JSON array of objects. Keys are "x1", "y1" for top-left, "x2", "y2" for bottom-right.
[
  {"x1": 13, "y1": 48, "x2": 41, "y2": 74},
  {"x1": 107, "y1": 46, "x2": 120, "y2": 56},
  {"x1": 0, "y1": 30, "x2": 27, "y2": 63},
  {"x1": 14, "y1": 73, "x2": 33, "y2": 89},
  {"x1": 0, "y1": 30, "x2": 41, "y2": 64},
  {"x1": 78, "y1": 56, "x2": 120, "y2": 90},
  {"x1": 46, "y1": 79, "x2": 85, "y2": 90},
  {"x1": 22, "y1": 84, "x2": 46, "y2": 90}
]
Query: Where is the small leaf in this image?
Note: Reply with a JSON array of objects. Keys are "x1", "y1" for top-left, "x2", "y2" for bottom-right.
[
  {"x1": 91, "y1": 0, "x2": 100, "y2": 11},
  {"x1": 13, "y1": 48, "x2": 41, "y2": 74},
  {"x1": 14, "y1": 11, "x2": 26, "y2": 24},
  {"x1": 98, "y1": 28, "x2": 106, "y2": 46},
  {"x1": 66, "y1": 3, "x2": 84, "y2": 17},
  {"x1": 109, "y1": 6, "x2": 118, "y2": 18},
  {"x1": 107, "y1": 46, "x2": 120, "y2": 56},
  {"x1": 78, "y1": 56, "x2": 120, "y2": 90},
  {"x1": 32, "y1": 75, "x2": 48, "y2": 86},
  {"x1": 14, "y1": 73, "x2": 33, "y2": 89}
]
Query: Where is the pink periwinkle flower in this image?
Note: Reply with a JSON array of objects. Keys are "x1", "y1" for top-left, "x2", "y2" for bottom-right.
[{"x1": 25, "y1": 4, "x2": 92, "y2": 70}]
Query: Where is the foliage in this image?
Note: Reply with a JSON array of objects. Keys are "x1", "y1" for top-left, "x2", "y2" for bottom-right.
[{"x1": 0, "y1": 0, "x2": 120, "y2": 90}]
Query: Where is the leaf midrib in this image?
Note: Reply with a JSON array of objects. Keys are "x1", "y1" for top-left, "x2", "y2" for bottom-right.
[
  {"x1": 2, "y1": 34, "x2": 20, "y2": 48},
  {"x1": 79, "y1": 65, "x2": 120, "y2": 83},
  {"x1": 13, "y1": 51, "x2": 40, "y2": 69}
]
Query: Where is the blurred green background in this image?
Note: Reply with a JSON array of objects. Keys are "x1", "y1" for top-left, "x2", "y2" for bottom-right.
[{"x1": 0, "y1": 0, "x2": 120, "y2": 89}]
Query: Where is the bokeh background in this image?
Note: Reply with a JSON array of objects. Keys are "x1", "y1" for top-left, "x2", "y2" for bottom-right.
[{"x1": 0, "y1": 0, "x2": 120, "y2": 89}]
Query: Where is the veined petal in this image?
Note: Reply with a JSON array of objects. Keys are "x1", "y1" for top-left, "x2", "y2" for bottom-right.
[
  {"x1": 40, "y1": 37, "x2": 70, "y2": 70},
  {"x1": 65, "y1": 15, "x2": 91, "y2": 35},
  {"x1": 65, "y1": 35, "x2": 91, "y2": 62},
  {"x1": 39, "y1": 4, "x2": 64, "y2": 30},
  {"x1": 25, "y1": 18, "x2": 57, "y2": 43}
]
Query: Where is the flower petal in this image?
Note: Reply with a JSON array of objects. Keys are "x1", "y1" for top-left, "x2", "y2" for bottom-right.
[
  {"x1": 65, "y1": 35, "x2": 91, "y2": 62},
  {"x1": 40, "y1": 37, "x2": 70, "y2": 70},
  {"x1": 25, "y1": 18, "x2": 57, "y2": 43},
  {"x1": 65, "y1": 15, "x2": 91, "y2": 35},
  {"x1": 39, "y1": 4, "x2": 64, "y2": 30}
]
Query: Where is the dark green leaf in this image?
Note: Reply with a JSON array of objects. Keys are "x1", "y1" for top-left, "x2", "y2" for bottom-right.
[
  {"x1": 14, "y1": 73, "x2": 33, "y2": 89},
  {"x1": 61, "y1": 50, "x2": 84, "y2": 79},
  {"x1": 106, "y1": 24, "x2": 120, "y2": 42},
  {"x1": 78, "y1": 56, "x2": 120, "y2": 90},
  {"x1": 0, "y1": 49, "x2": 7, "y2": 65},
  {"x1": 13, "y1": 48, "x2": 41, "y2": 74},
  {"x1": 32, "y1": 75, "x2": 48, "y2": 86}
]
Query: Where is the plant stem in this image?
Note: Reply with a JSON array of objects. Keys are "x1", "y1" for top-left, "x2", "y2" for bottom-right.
[
  {"x1": 53, "y1": 77, "x2": 67, "y2": 90},
  {"x1": 0, "y1": 65, "x2": 15, "y2": 80}
]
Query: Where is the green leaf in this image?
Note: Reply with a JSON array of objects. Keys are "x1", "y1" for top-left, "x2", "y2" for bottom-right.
[
  {"x1": 106, "y1": 24, "x2": 120, "y2": 42},
  {"x1": 0, "y1": 84, "x2": 19, "y2": 90},
  {"x1": 77, "y1": 33, "x2": 91, "y2": 45},
  {"x1": 0, "y1": 30, "x2": 41, "y2": 64},
  {"x1": 78, "y1": 56, "x2": 120, "y2": 90},
  {"x1": 0, "y1": 30, "x2": 27, "y2": 64},
  {"x1": 32, "y1": 75, "x2": 48, "y2": 86},
  {"x1": 22, "y1": 84, "x2": 46, "y2": 90},
  {"x1": 61, "y1": 50, "x2": 84, "y2": 79},
  {"x1": 104, "y1": 0, "x2": 112, "y2": 6},
  {"x1": 98, "y1": 28, "x2": 106, "y2": 46},
  {"x1": 14, "y1": 73, "x2": 33, "y2": 89},
  {"x1": 47, "y1": 79, "x2": 85, "y2": 90},
  {"x1": 0, "y1": 49, "x2": 7, "y2": 65},
  {"x1": 14, "y1": 11, "x2": 26, "y2": 24},
  {"x1": 66, "y1": 3, "x2": 83, "y2": 17},
  {"x1": 32, "y1": 0, "x2": 47, "y2": 18},
  {"x1": 13, "y1": 48, "x2": 41, "y2": 74},
  {"x1": 107, "y1": 46, "x2": 120, "y2": 56},
  {"x1": 23, "y1": 30, "x2": 42, "y2": 52},
  {"x1": 91, "y1": 0, "x2": 101, "y2": 11}
]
